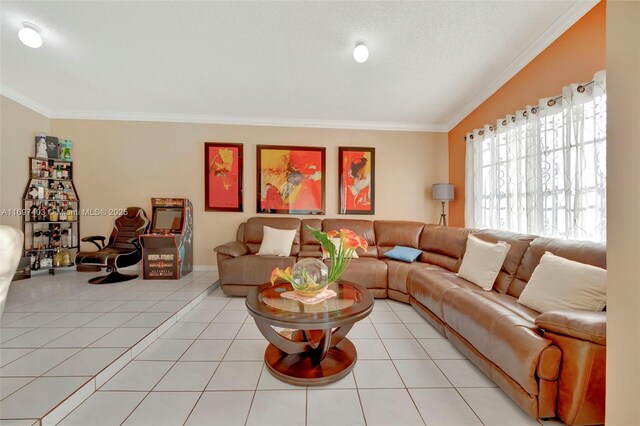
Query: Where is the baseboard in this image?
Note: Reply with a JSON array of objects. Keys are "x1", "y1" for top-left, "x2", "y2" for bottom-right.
[{"x1": 117, "y1": 265, "x2": 218, "y2": 273}]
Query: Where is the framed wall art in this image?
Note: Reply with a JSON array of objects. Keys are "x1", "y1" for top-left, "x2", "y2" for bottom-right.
[
  {"x1": 204, "y1": 142, "x2": 243, "y2": 212},
  {"x1": 339, "y1": 147, "x2": 375, "y2": 215},
  {"x1": 256, "y1": 145, "x2": 325, "y2": 214}
]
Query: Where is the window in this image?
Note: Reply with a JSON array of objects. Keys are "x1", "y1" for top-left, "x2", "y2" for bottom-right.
[{"x1": 465, "y1": 71, "x2": 606, "y2": 242}]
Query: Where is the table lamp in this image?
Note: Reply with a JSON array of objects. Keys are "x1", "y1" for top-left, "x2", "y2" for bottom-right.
[{"x1": 432, "y1": 184, "x2": 454, "y2": 226}]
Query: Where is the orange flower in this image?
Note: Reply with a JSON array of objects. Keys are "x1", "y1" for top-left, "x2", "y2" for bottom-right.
[
  {"x1": 270, "y1": 267, "x2": 293, "y2": 285},
  {"x1": 358, "y1": 236, "x2": 368, "y2": 251},
  {"x1": 326, "y1": 230, "x2": 339, "y2": 238},
  {"x1": 342, "y1": 235, "x2": 361, "y2": 249}
]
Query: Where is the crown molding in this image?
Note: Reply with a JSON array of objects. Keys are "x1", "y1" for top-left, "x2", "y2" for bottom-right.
[
  {"x1": 3, "y1": 0, "x2": 596, "y2": 136},
  {"x1": 0, "y1": 83, "x2": 52, "y2": 117},
  {"x1": 50, "y1": 110, "x2": 448, "y2": 132},
  {"x1": 443, "y1": 0, "x2": 599, "y2": 132},
  {"x1": 1, "y1": 82, "x2": 447, "y2": 132}
]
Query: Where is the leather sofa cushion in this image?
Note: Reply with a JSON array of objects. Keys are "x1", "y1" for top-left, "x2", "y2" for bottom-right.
[
  {"x1": 323, "y1": 219, "x2": 377, "y2": 257},
  {"x1": 510, "y1": 237, "x2": 607, "y2": 298},
  {"x1": 324, "y1": 257, "x2": 387, "y2": 289},
  {"x1": 243, "y1": 217, "x2": 301, "y2": 255},
  {"x1": 383, "y1": 259, "x2": 445, "y2": 295},
  {"x1": 301, "y1": 219, "x2": 322, "y2": 246},
  {"x1": 220, "y1": 254, "x2": 296, "y2": 285},
  {"x1": 442, "y1": 289, "x2": 554, "y2": 395},
  {"x1": 471, "y1": 229, "x2": 535, "y2": 293},
  {"x1": 407, "y1": 269, "x2": 478, "y2": 321},
  {"x1": 420, "y1": 224, "x2": 470, "y2": 257},
  {"x1": 236, "y1": 222, "x2": 246, "y2": 241},
  {"x1": 375, "y1": 221, "x2": 425, "y2": 256},
  {"x1": 300, "y1": 219, "x2": 323, "y2": 255},
  {"x1": 474, "y1": 291, "x2": 540, "y2": 324}
]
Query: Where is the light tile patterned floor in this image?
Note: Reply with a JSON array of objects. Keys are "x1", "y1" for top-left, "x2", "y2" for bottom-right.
[
  {"x1": 0, "y1": 269, "x2": 218, "y2": 424},
  {"x1": 56, "y1": 288, "x2": 559, "y2": 426}
]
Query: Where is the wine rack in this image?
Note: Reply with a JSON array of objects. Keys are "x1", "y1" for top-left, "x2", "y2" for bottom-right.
[{"x1": 22, "y1": 157, "x2": 80, "y2": 274}]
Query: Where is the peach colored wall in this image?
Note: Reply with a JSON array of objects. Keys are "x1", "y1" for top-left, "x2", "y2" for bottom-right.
[
  {"x1": 0, "y1": 96, "x2": 51, "y2": 229},
  {"x1": 46, "y1": 119, "x2": 447, "y2": 266},
  {"x1": 447, "y1": 1, "x2": 606, "y2": 227},
  {"x1": 605, "y1": 1, "x2": 640, "y2": 423}
]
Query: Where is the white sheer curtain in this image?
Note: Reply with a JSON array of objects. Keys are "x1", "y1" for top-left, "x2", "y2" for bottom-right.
[{"x1": 465, "y1": 70, "x2": 606, "y2": 242}]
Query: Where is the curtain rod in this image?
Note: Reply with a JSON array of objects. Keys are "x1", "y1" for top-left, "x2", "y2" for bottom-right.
[{"x1": 462, "y1": 80, "x2": 595, "y2": 141}]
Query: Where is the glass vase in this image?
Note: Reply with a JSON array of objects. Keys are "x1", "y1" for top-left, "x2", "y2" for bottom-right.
[{"x1": 291, "y1": 258, "x2": 329, "y2": 296}]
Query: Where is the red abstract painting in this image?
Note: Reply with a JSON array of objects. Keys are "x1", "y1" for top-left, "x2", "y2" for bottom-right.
[
  {"x1": 339, "y1": 147, "x2": 375, "y2": 214},
  {"x1": 205, "y1": 143, "x2": 243, "y2": 212},
  {"x1": 257, "y1": 146, "x2": 325, "y2": 214}
]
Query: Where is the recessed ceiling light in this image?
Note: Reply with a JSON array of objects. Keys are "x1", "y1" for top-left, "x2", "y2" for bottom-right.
[
  {"x1": 18, "y1": 22, "x2": 43, "y2": 48},
  {"x1": 353, "y1": 42, "x2": 369, "y2": 63}
]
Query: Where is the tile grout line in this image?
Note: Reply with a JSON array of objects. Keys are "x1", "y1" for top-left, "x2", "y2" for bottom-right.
[
  {"x1": 98, "y1": 288, "x2": 231, "y2": 425},
  {"x1": 372, "y1": 303, "x2": 428, "y2": 426},
  {"x1": 134, "y1": 297, "x2": 235, "y2": 425},
  {"x1": 39, "y1": 281, "x2": 218, "y2": 426}
]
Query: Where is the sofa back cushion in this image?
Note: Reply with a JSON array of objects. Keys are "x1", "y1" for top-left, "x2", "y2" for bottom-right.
[
  {"x1": 243, "y1": 217, "x2": 301, "y2": 255},
  {"x1": 509, "y1": 236, "x2": 607, "y2": 298},
  {"x1": 375, "y1": 221, "x2": 424, "y2": 256},
  {"x1": 419, "y1": 225, "x2": 470, "y2": 272},
  {"x1": 323, "y1": 219, "x2": 377, "y2": 257},
  {"x1": 471, "y1": 229, "x2": 535, "y2": 293},
  {"x1": 299, "y1": 219, "x2": 323, "y2": 257},
  {"x1": 236, "y1": 222, "x2": 246, "y2": 242}
]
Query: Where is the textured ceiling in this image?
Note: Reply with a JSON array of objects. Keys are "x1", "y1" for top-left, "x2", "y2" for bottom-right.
[{"x1": 1, "y1": 1, "x2": 591, "y2": 130}]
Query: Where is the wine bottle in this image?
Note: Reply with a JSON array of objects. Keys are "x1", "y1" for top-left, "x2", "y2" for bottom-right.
[
  {"x1": 62, "y1": 248, "x2": 70, "y2": 267},
  {"x1": 33, "y1": 245, "x2": 41, "y2": 270}
]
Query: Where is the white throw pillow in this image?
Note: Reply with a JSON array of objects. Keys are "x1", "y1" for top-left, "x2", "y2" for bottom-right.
[
  {"x1": 322, "y1": 238, "x2": 359, "y2": 260},
  {"x1": 457, "y1": 234, "x2": 511, "y2": 291},
  {"x1": 257, "y1": 226, "x2": 297, "y2": 257},
  {"x1": 517, "y1": 251, "x2": 606, "y2": 313}
]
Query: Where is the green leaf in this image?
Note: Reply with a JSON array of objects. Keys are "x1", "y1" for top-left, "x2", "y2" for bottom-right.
[{"x1": 305, "y1": 225, "x2": 335, "y2": 256}]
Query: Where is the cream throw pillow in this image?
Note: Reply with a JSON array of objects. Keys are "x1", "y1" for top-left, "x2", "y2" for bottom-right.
[
  {"x1": 457, "y1": 235, "x2": 511, "y2": 291},
  {"x1": 517, "y1": 251, "x2": 607, "y2": 313},
  {"x1": 322, "y1": 238, "x2": 359, "y2": 260},
  {"x1": 257, "y1": 226, "x2": 297, "y2": 257}
]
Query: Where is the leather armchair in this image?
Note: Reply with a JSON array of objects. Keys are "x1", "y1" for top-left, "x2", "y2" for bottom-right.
[
  {"x1": 0, "y1": 226, "x2": 24, "y2": 313},
  {"x1": 75, "y1": 207, "x2": 150, "y2": 284}
]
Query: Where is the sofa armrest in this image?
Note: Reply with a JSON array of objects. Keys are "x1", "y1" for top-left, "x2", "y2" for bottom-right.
[
  {"x1": 214, "y1": 241, "x2": 249, "y2": 258},
  {"x1": 535, "y1": 310, "x2": 606, "y2": 345}
]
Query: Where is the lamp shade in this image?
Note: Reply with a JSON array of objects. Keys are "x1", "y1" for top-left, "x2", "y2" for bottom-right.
[{"x1": 432, "y1": 184, "x2": 454, "y2": 201}]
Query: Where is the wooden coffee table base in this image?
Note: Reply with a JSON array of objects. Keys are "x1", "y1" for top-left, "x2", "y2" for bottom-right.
[
  {"x1": 255, "y1": 323, "x2": 357, "y2": 386},
  {"x1": 247, "y1": 282, "x2": 373, "y2": 387},
  {"x1": 264, "y1": 336, "x2": 357, "y2": 387}
]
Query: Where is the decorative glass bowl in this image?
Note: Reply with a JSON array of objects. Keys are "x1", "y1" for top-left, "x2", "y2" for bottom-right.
[{"x1": 291, "y1": 258, "x2": 329, "y2": 296}]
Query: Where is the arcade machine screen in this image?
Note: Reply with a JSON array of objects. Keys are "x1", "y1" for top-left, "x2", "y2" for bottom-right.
[{"x1": 152, "y1": 208, "x2": 183, "y2": 233}]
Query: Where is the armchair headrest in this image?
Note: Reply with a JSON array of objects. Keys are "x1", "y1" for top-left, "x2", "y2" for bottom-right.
[{"x1": 115, "y1": 207, "x2": 149, "y2": 235}]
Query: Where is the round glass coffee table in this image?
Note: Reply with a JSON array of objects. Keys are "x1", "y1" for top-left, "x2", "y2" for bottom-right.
[{"x1": 245, "y1": 280, "x2": 373, "y2": 386}]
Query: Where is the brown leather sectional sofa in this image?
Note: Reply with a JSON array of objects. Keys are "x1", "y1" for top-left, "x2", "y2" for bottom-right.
[{"x1": 214, "y1": 217, "x2": 606, "y2": 425}]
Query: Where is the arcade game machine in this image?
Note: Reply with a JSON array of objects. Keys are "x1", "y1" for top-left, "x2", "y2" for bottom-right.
[{"x1": 139, "y1": 198, "x2": 193, "y2": 279}]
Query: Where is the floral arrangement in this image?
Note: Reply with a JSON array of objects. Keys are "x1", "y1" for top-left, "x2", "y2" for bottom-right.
[{"x1": 270, "y1": 226, "x2": 368, "y2": 291}]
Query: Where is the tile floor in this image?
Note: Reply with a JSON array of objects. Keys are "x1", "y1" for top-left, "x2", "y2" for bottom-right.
[
  {"x1": 0, "y1": 269, "x2": 218, "y2": 425},
  {"x1": 53, "y1": 286, "x2": 562, "y2": 426}
]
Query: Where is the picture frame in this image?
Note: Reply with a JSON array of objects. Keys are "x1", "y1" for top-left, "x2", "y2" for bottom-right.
[
  {"x1": 256, "y1": 145, "x2": 326, "y2": 215},
  {"x1": 339, "y1": 147, "x2": 375, "y2": 215},
  {"x1": 204, "y1": 142, "x2": 243, "y2": 212},
  {"x1": 35, "y1": 135, "x2": 59, "y2": 159}
]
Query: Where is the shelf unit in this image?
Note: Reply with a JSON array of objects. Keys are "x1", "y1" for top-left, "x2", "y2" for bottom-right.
[{"x1": 22, "y1": 157, "x2": 80, "y2": 274}]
